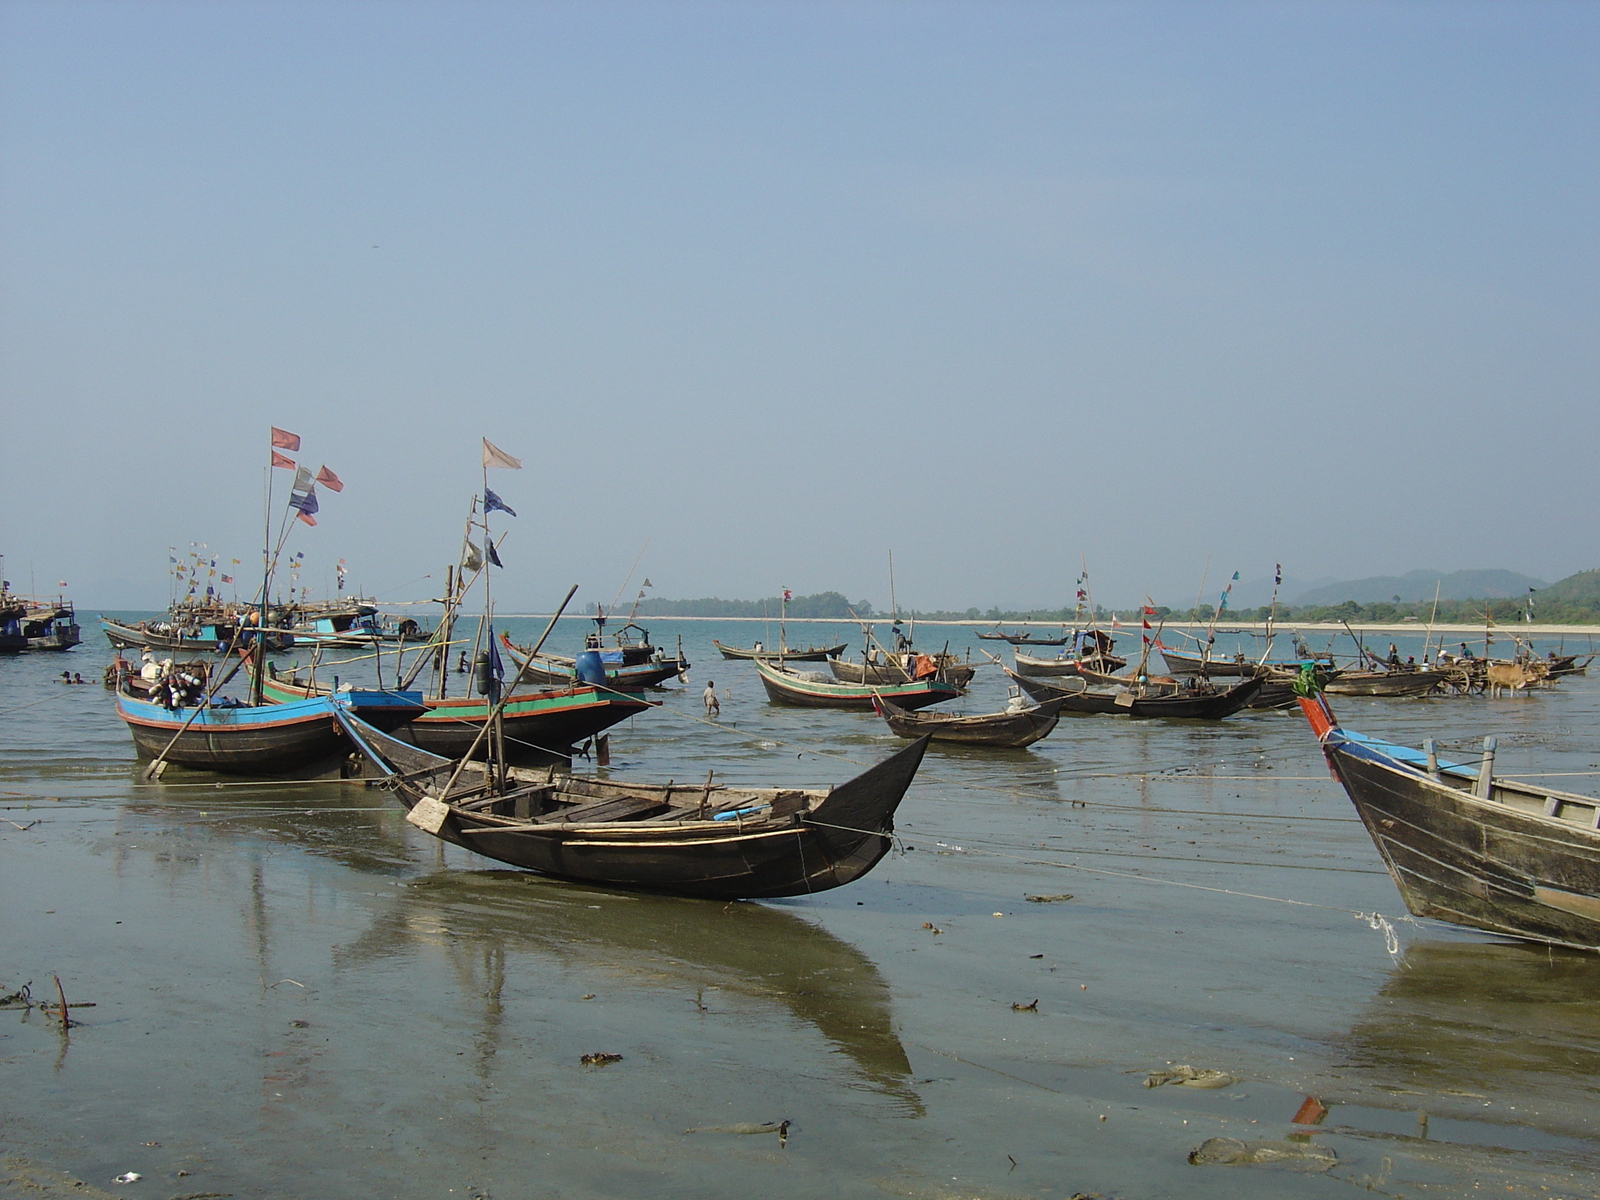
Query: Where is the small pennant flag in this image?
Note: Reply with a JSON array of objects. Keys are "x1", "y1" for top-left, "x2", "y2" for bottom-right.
[
  {"x1": 641, "y1": 579, "x2": 652, "y2": 588},
  {"x1": 483, "y1": 488, "x2": 516, "y2": 517},
  {"x1": 292, "y1": 465, "x2": 314, "y2": 492},
  {"x1": 271, "y1": 427, "x2": 301, "y2": 451},
  {"x1": 221, "y1": 574, "x2": 233, "y2": 584},
  {"x1": 315, "y1": 465, "x2": 344, "y2": 493},
  {"x1": 272, "y1": 451, "x2": 295, "y2": 469},
  {"x1": 462, "y1": 542, "x2": 484, "y2": 572},
  {"x1": 289, "y1": 487, "x2": 319, "y2": 517},
  {"x1": 487, "y1": 540, "x2": 503, "y2": 568},
  {"x1": 295, "y1": 510, "x2": 317, "y2": 527},
  {"x1": 783, "y1": 589, "x2": 792, "y2": 601},
  {"x1": 482, "y1": 438, "x2": 522, "y2": 470}
]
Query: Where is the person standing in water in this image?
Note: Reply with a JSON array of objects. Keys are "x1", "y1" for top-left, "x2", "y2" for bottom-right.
[{"x1": 703, "y1": 680, "x2": 720, "y2": 718}]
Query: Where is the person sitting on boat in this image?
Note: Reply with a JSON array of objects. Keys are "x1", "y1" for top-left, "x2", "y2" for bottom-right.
[
  {"x1": 139, "y1": 650, "x2": 162, "y2": 684},
  {"x1": 753, "y1": 641, "x2": 763, "y2": 653},
  {"x1": 1460, "y1": 643, "x2": 1474, "y2": 659}
]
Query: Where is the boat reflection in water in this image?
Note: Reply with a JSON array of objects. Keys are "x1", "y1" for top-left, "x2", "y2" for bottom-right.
[
  {"x1": 333, "y1": 870, "x2": 922, "y2": 1111},
  {"x1": 1342, "y1": 940, "x2": 1600, "y2": 1103}
]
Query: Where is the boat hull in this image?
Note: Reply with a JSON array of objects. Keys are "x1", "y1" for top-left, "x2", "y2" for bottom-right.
[
  {"x1": 1323, "y1": 735, "x2": 1600, "y2": 951},
  {"x1": 873, "y1": 695, "x2": 1064, "y2": 748},
  {"x1": 828, "y1": 658, "x2": 976, "y2": 688},
  {"x1": 101, "y1": 617, "x2": 293, "y2": 653},
  {"x1": 1009, "y1": 670, "x2": 1263, "y2": 719},
  {"x1": 714, "y1": 641, "x2": 845, "y2": 662},
  {"x1": 405, "y1": 688, "x2": 652, "y2": 762},
  {"x1": 116, "y1": 693, "x2": 352, "y2": 773},
  {"x1": 1012, "y1": 650, "x2": 1127, "y2": 677},
  {"x1": 753, "y1": 659, "x2": 960, "y2": 710},
  {"x1": 1324, "y1": 671, "x2": 1447, "y2": 697},
  {"x1": 368, "y1": 727, "x2": 930, "y2": 900}
]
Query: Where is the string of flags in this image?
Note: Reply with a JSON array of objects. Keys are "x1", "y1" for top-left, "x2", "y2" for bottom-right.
[
  {"x1": 270, "y1": 428, "x2": 343, "y2": 527},
  {"x1": 466, "y1": 438, "x2": 521, "y2": 571}
]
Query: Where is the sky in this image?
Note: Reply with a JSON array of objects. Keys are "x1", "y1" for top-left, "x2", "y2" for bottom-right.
[{"x1": 2, "y1": 0, "x2": 1596, "y2": 613}]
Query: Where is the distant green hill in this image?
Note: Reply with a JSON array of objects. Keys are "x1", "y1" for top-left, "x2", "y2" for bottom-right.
[{"x1": 1290, "y1": 568, "x2": 1547, "y2": 606}]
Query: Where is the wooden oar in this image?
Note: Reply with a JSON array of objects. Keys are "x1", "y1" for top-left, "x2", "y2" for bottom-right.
[{"x1": 140, "y1": 653, "x2": 249, "y2": 780}]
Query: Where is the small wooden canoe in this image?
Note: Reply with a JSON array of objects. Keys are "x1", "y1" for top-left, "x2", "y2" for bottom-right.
[
  {"x1": 1324, "y1": 670, "x2": 1447, "y2": 698},
  {"x1": 829, "y1": 654, "x2": 976, "y2": 688},
  {"x1": 1012, "y1": 649, "x2": 1128, "y2": 677},
  {"x1": 1007, "y1": 668, "x2": 1263, "y2": 719},
  {"x1": 873, "y1": 693, "x2": 1064, "y2": 748},
  {"x1": 753, "y1": 658, "x2": 960, "y2": 711},
  {"x1": 499, "y1": 632, "x2": 686, "y2": 689},
  {"x1": 714, "y1": 641, "x2": 846, "y2": 661},
  {"x1": 341, "y1": 713, "x2": 932, "y2": 900}
]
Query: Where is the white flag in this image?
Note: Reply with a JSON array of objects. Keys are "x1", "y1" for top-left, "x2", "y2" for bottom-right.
[{"x1": 482, "y1": 438, "x2": 522, "y2": 470}]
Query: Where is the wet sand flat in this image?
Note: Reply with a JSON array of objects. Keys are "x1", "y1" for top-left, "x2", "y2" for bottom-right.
[{"x1": 4, "y1": 621, "x2": 1599, "y2": 1198}]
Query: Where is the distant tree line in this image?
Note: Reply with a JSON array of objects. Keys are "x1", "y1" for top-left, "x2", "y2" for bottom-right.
[
  {"x1": 634, "y1": 591, "x2": 875, "y2": 619},
  {"x1": 630, "y1": 570, "x2": 1600, "y2": 624}
]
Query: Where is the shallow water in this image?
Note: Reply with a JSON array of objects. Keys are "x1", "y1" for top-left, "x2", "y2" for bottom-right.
[{"x1": 3, "y1": 619, "x2": 1598, "y2": 1198}]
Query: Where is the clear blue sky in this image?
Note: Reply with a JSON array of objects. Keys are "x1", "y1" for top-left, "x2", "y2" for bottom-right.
[{"x1": 2, "y1": 1, "x2": 1595, "y2": 611}]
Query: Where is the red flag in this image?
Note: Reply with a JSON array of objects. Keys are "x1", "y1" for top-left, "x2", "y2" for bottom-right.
[
  {"x1": 295, "y1": 510, "x2": 317, "y2": 527},
  {"x1": 315, "y1": 465, "x2": 344, "y2": 492},
  {"x1": 271, "y1": 451, "x2": 295, "y2": 469},
  {"x1": 271, "y1": 427, "x2": 301, "y2": 451},
  {"x1": 220, "y1": 574, "x2": 233, "y2": 584},
  {"x1": 783, "y1": 589, "x2": 792, "y2": 601}
]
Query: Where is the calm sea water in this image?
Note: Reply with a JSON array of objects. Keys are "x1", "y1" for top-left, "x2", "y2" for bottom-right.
[{"x1": 2, "y1": 617, "x2": 1598, "y2": 1198}]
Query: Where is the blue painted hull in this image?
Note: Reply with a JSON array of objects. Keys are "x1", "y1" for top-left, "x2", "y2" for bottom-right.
[{"x1": 116, "y1": 692, "x2": 363, "y2": 774}]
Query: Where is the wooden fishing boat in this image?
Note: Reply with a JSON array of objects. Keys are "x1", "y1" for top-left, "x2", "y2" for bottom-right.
[
  {"x1": 1298, "y1": 685, "x2": 1600, "y2": 951},
  {"x1": 1545, "y1": 653, "x2": 1593, "y2": 679},
  {"x1": 1155, "y1": 646, "x2": 1261, "y2": 677},
  {"x1": 713, "y1": 640, "x2": 846, "y2": 662},
  {"x1": 872, "y1": 693, "x2": 1064, "y2": 748},
  {"x1": 114, "y1": 682, "x2": 423, "y2": 774},
  {"x1": 100, "y1": 615, "x2": 294, "y2": 653},
  {"x1": 339, "y1": 712, "x2": 931, "y2": 900},
  {"x1": 256, "y1": 665, "x2": 652, "y2": 765},
  {"x1": 829, "y1": 651, "x2": 976, "y2": 688},
  {"x1": 1323, "y1": 669, "x2": 1448, "y2": 698},
  {"x1": 498, "y1": 631, "x2": 686, "y2": 689},
  {"x1": 1006, "y1": 668, "x2": 1263, "y2": 719},
  {"x1": 753, "y1": 657, "x2": 960, "y2": 710},
  {"x1": 0, "y1": 598, "x2": 80, "y2": 652},
  {"x1": 1012, "y1": 648, "x2": 1128, "y2": 677},
  {"x1": 976, "y1": 629, "x2": 1069, "y2": 646},
  {"x1": 243, "y1": 665, "x2": 431, "y2": 733},
  {"x1": 289, "y1": 605, "x2": 428, "y2": 648}
]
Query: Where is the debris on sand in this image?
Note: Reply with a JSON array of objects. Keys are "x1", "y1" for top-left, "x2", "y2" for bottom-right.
[
  {"x1": 579, "y1": 1052, "x2": 623, "y2": 1066},
  {"x1": 1145, "y1": 1064, "x2": 1237, "y2": 1089},
  {"x1": 1025, "y1": 894, "x2": 1074, "y2": 903},
  {"x1": 683, "y1": 1119, "x2": 791, "y2": 1148},
  {"x1": 1188, "y1": 1137, "x2": 1336, "y2": 1171}
]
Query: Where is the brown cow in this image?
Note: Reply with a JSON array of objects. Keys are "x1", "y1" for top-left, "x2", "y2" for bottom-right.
[{"x1": 1486, "y1": 660, "x2": 1548, "y2": 697}]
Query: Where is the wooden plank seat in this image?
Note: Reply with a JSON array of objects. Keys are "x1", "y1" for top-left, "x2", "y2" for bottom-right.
[{"x1": 536, "y1": 793, "x2": 668, "y2": 825}]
